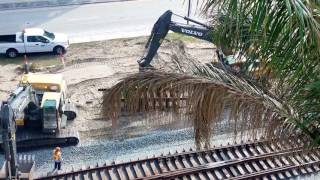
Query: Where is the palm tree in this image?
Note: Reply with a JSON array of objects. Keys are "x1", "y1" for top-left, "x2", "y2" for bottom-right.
[
  {"x1": 200, "y1": 0, "x2": 320, "y2": 143},
  {"x1": 102, "y1": 0, "x2": 320, "y2": 149}
]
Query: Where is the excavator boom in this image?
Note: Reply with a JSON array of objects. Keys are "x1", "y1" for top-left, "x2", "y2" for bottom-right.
[
  {"x1": 138, "y1": 10, "x2": 213, "y2": 68},
  {"x1": 139, "y1": 10, "x2": 265, "y2": 77}
]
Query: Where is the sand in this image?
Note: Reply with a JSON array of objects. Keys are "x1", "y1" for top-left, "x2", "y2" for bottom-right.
[{"x1": 0, "y1": 36, "x2": 216, "y2": 141}]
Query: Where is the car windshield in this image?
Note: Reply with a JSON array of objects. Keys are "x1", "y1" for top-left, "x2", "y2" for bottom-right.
[{"x1": 43, "y1": 30, "x2": 55, "y2": 40}]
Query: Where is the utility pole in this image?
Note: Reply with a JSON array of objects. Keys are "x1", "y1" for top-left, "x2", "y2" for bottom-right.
[{"x1": 187, "y1": 0, "x2": 191, "y2": 24}]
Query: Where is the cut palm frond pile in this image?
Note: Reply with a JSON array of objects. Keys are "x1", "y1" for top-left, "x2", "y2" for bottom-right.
[{"x1": 102, "y1": 62, "x2": 296, "y2": 148}]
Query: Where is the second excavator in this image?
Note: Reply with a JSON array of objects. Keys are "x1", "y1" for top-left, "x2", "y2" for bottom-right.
[{"x1": 138, "y1": 10, "x2": 244, "y2": 73}]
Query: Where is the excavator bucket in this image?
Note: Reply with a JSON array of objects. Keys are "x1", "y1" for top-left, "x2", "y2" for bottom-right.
[
  {"x1": 0, "y1": 155, "x2": 35, "y2": 180},
  {"x1": 17, "y1": 155, "x2": 35, "y2": 180}
]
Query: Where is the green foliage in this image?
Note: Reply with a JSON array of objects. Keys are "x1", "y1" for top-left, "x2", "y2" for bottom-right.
[
  {"x1": 293, "y1": 79, "x2": 320, "y2": 144},
  {"x1": 199, "y1": 0, "x2": 320, "y2": 144}
]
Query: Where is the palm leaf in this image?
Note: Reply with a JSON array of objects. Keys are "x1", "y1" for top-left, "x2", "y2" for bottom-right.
[
  {"x1": 196, "y1": 0, "x2": 320, "y2": 145},
  {"x1": 102, "y1": 61, "x2": 294, "y2": 149}
]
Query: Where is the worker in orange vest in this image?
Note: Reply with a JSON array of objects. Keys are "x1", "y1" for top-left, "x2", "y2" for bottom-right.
[{"x1": 53, "y1": 147, "x2": 62, "y2": 170}]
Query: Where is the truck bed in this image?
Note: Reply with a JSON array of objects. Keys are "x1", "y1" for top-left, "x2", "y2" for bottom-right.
[{"x1": 0, "y1": 35, "x2": 16, "y2": 43}]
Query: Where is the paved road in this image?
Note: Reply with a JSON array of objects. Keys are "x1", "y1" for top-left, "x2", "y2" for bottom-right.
[
  {"x1": 0, "y1": 0, "x2": 205, "y2": 43},
  {"x1": 0, "y1": 0, "x2": 138, "y2": 11}
]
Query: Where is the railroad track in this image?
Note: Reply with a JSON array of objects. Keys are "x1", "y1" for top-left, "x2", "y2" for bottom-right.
[{"x1": 37, "y1": 138, "x2": 320, "y2": 180}]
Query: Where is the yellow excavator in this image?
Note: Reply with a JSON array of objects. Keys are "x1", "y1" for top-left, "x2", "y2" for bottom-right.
[{"x1": 0, "y1": 69, "x2": 79, "y2": 149}]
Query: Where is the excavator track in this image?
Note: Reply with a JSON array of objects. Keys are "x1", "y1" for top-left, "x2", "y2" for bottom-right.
[{"x1": 0, "y1": 128, "x2": 79, "y2": 150}]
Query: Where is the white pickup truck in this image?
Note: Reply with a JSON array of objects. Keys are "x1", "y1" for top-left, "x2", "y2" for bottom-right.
[{"x1": 0, "y1": 28, "x2": 69, "y2": 58}]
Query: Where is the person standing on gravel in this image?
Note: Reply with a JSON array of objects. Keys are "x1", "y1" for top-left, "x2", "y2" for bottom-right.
[{"x1": 53, "y1": 147, "x2": 62, "y2": 170}]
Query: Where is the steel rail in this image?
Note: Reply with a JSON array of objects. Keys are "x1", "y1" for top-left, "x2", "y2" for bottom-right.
[
  {"x1": 140, "y1": 148, "x2": 319, "y2": 179},
  {"x1": 36, "y1": 139, "x2": 271, "y2": 179},
  {"x1": 228, "y1": 161, "x2": 320, "y2": 180},
  {"x1": 36, "y1": 138, "x2": 318, "y2": 180}
]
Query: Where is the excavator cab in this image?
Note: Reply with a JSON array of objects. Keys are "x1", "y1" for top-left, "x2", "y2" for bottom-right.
[
  {"x1": 42, "y1": 98, "x2": 59, "y2": 133},
  {"x1": 42, "y1": 101, "x2": 57, "y2": 132},
  {"x1": 20, "y1": 73, "x2": 76, "y2": 120},
  {"x1": 41, "y1": 92, "x2": 68, "y2": 133}
]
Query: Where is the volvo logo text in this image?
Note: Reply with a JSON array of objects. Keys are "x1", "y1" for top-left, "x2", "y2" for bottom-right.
[{"x1": 181, "y1": 28, "x2": 203, "y2": 37}]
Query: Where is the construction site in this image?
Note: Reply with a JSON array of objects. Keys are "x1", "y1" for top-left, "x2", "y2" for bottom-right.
[
  {"x1": 0, "y1": 29, "x2": 319, "y2": 180},
  {"x1": 0, "y1": 26, "x2": 227, "y2": 176},
  {"x1": 0, "y1": 0, "x2": 320, "y2": 179}
]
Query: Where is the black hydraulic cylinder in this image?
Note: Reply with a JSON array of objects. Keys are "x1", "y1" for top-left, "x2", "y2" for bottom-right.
[{"x1": 183, "y1": 16, "x2": 211, "y2": 29}]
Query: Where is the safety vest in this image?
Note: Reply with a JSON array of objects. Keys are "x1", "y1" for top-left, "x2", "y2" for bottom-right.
[{"x1": 53, "y1": 151, "x2": 61, "y2": 161}]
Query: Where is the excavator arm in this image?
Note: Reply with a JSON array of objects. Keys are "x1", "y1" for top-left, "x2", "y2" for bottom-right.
[
  {"x1": 138, "y1": 10, "x2": 214, "y2": 68},
  {"x1": 138, "y1": 10, "x2": 264, "y2": 77},
  {"x1": 0, "y1": 99, "x2": 36, "y2": 180},
  {"x1": 0, "y1": 102, "x2": 18, "y2": 179}
]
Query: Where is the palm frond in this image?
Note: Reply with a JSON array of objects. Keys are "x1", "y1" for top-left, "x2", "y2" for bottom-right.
[
  {"x1": 196, "y1": 0, "x2": 320, "y2": 146},
  {"x1": 200, "y1": 0, "x2": 320, "y2": 89},
  {"x1": 102, "y1": 0, "x2": 320, "y2": 148},
  {"x1": 102, "y1": 65, "x2": 292, "y2": 148}
]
